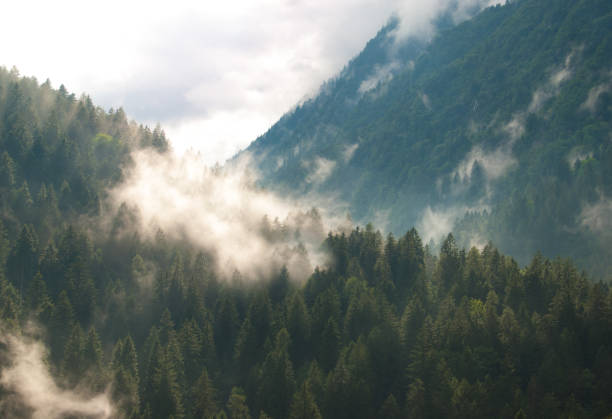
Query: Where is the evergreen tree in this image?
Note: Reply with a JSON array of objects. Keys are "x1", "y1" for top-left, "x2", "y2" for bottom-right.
[
  {"x1": 61, "y1": 323, "x2": 84, "y2": 387},
  {"x1": 193, "y1": 368, "x2": 217, "y2": 419},
  {"x1": 82, "y1": 326, "x2": 106, "y2": 391},
  {"x1": 286, "y1": 292, "x2": 311, "y2": 366},
  {"x1": 151, "y1": 348, "x2": 184, "y2": 419},
  {"x1": 257, "y1": 329, "x2": 296, "y2": 419},
  {"x1": 289, "y1": 383, "x2": 322, "y2": 419},
  {"x1": 378, "y1": 394, "x2": 401, "y2": 419},
  {"x1": 7, "y1": 224, "x2": 39, "y2": 296},
  {"x1": 226, "y1": 387, "x2": 251, "y2": 419},
  {"x1": 50, "y1": 290, "x2": 74, "y2": 360}
]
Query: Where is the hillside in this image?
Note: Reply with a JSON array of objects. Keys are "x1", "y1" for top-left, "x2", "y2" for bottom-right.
[{"x1": 243, "y1": 0, "x2": 612, "y2": 277}]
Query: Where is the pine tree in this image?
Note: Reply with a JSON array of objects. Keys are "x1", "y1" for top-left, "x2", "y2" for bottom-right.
[
  {"x1": 151, "y1": 348, "x2": 184, "y2": 419},
  {"x1": 257, "y1": 329, "x2": 296, "y2": 419},
  {"x1": 318, "y1": 318, "x2": 340, "y2": 371},
  {"x1": 269, "y1": 265, "x2": 290, "y2": 305},
  {"x1": 0, "y1": 276, "x2": 21, "y2": 329},
  {"x1": 286, "y1": 292, "x2": 311, "y2": 366},
  {"x1": 168, "y1": 253, "x2": 186, "y2": 322},
  {"x1": 61, "y1": 323, "x2": 85, "y2": 387},
  {"x1": 0, "y1": 151, "x2": 16, "y2": 188},
  {"x1": 437, "y1": 233, "x2": 461, "y2": 293},
  {"x1": 226, "y1": 387, "x2": 251, "y2": 419},
  {"x1": 378, "y1": 394, "x2": 401, "y2": 419},
  {"x1": 82, "y1": 326, "x2": 106, "y2": 391},
  {"x1": 179, "y1": 318, "x2": 203, "y2": 385},
  {"x1": 214, "y1": 295, "x2": 239, "y2": 362},
  {"x1": 142, "y1": 327, "x2": 161, "y2": 410},
  {"x1": 0, "y1": 221, "x2": 8, "y2": 273},
  {"x1": 289, "y1": 383, "x2": 322, "y2": 419},
  {"x1": 193, "y1": 368, "x2": 217, "y2": 419},
  {"x1": 7, "y1": 224, "x2": 39, "y2": 296},
  {"x1": 234, "y1": 291, "x2": 272, "y2": 370},
  {"x1": 405, "y1": 379, "x2": 426, "y2": 419},
  {"x1": 50, "y1": 290, "x2": 74, "y2": 360}
]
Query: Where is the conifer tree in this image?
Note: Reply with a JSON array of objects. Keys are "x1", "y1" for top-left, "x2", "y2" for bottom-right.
[
  {"x1": 61, "y1": 323, "x2": 84, "y2": 386},
  {"x1": 257, "y1": 328, "x2": 296, "y2": 419},
  {"x1": 286, "y1": 292, "x2": 311, "y2": 366},
  {"x1": 289, "y1": 383, "x2": 322, "y2": 419},
  {"x1": 226, "y1": 387, "x2": 251, "y2": 419},
  {"x1": 193, "y1": 367, "x2": 217, "y2": 419}
]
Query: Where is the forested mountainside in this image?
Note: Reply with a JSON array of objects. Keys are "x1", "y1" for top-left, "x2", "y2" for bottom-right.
[{"x1": 243, "y1": 0, "x2": 612, "y2": 277}]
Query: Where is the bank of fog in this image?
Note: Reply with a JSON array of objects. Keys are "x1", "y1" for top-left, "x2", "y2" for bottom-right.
[
  {"x1": 0, "y1": 328, "x2": 113, "y2": 419},
  {"x1": 108, "y1": 150, "x2": 351, "y2": 282}
]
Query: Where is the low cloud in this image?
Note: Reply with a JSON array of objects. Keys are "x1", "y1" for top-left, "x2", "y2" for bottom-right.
[
  {"x1": 566, "y1": 147, "x2": 593, "y2": 169},
  {"x1": 503, "y1": 116, "x2": 526, "y2": 142},
  {"x1": 581, "y1": 73, "x2": 612, "y2": 112},
  {"x1": 107, "y1": 150, "x2": 346, "y2": 281},
  {"x1": 392, "y1": 0, "x2": 501, "y2": 41},
  {"x1": 305, "y1": 157, "x2": 337, "y2": 185},
  {"x1": 505, "y1": 50, "x2": 577, "y2": 141},
  {"x1": 417, "y1": 205, "x2": 489, "y2": 249},
  {"x1": 420, "y1": 92, "x2": 432, "y2": 110},
  {"x1": 358, "y1": 62, "x2": 401, "y2": 94},
  {"x1": 580, "y1": 196, "x2": 612, "y2": 236},
  {"x1": 342, "y1": 143, "x2": 359, "y2": 163},
  {"x1": 0, "y1": 329, "x2": 113, "y2": 419},
  {"x1": 417, "y1": 206, "x2": 458, "y2": 245},
  {"x1": 417, "y1": 205, "x2": 471, "y2": 244},
  {"x1": 453, "y1": 145, "x2": 517, "y2": 183},
  {"x1": 455, "y1": 50, "x2": 577, "y2": 196},
  {"x1": 527, "y1": 53, "x2": 574, "y2": 113}
]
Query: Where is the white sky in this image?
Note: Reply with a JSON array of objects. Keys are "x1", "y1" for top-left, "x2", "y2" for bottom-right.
[{"x1": 1, "y1": 0, "x2": 492, "y2": 164}]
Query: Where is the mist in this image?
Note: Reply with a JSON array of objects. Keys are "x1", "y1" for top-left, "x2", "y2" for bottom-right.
[
  {"x1": 581, "y1": 73, "x2": 612, "y2": 113},
  {"x1": 392, "y1": 0, "x2": 502, "y2": 41},
  {"x1": 456, "y1": 145, "x2": 517, "y2": 188},
  {"x1": 358, "y1": 62, "x2": 401, "y2": 94},
  {"x1": 417, "y1": 50, "x2": 580, "y2": 249},
  {"x1": 305, "y1": 157, "x2": 337, "y2": 185},
  {"x1": 0, "y1": 329, "x2": 113, "y2": 419},
  {"x1": 504, "y1": 50, "x2": 577, "y2": 142},
  {"x1": 107, "y1": 149, "x2": 348, "y2": 281},
  {"x1": 580, "y1": 195, "x2": 612, "y2": 237},
  {"x1": 417, "y1": 205, "x2": 488, "y2": 247}
]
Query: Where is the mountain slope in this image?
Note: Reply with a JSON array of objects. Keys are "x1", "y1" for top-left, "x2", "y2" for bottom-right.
[{"x1": 243, "y1": 0, "x2": 612, "y2": 277}]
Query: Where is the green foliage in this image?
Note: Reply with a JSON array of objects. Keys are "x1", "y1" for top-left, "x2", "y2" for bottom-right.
[
  {"x1": 193, "y1": 368, "x2": 217, "y2": 419},
  {"x1": 256, "y1": 329, "x2": 296, "y2": 419},
  {"x1": 226, "y1": 387, "x2": 251, "y2": 419},
  {"x1": 289, "y1": 383, "x2": 322, "y2": 419},
  {"x1": 0, "y1": 214, "x2": 610, "y2": 418}
]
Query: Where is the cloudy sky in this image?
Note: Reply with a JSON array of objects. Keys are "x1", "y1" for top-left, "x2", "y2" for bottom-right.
[{"x1": 1, "y1": 0, "x2": 489, "y2": 164}]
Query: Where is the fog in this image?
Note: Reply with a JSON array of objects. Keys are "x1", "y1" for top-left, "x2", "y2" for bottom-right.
[
  {"x1": 358, "y1": 62, "x2": 401, "y2": 94},
  {"x1": 305, "y1": 157, "x2": 337, "y2": 185},
  {"x1": 580, "y1": 195, "x2": 612, "y2": 237},
  {"x1": 581, "y1": 74, "x2": 611, "y2": 113},
  {"x1": 0, "y1": 329, "x2": 113, "y2": 419},
  {"x1": 108, "y1": 150, "x2": 350, "y2": 281},
  {"x1": 453, "y1": 145, "x2": 517, "y2": 184},
  {"x1": 417, "y1": 205, "x2": 487, "y2": 246}
]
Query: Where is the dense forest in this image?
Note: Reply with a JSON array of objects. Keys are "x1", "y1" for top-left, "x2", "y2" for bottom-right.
[
  {"x1": 0, "y1": 66, "x2": 611, "y2": 418},
  {"x1": 244, "y1": 0, "x2": 612, "y2": 277}
]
